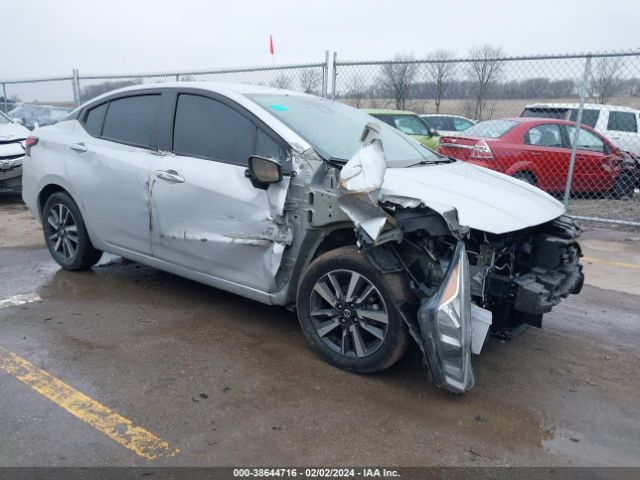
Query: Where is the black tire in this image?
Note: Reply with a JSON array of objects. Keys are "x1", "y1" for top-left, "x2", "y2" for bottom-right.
[
  {"x1": 42, "y1": 192, "x2": 102, "y2": 270},
  {"x1": 513, "y1": 171, "x2": 536, "y2": 186},
  {"x1": 611, "y1": 173, "x2": 635, "y2": 199},
  {"x1": 296, "y1": 246, "x2": 410, "y2": 374}
]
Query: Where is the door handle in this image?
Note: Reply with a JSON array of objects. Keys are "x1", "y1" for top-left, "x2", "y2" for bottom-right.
[
  {"x1": 70, "y1": 142, "x2": 87, "y2": 153},
  {"x1": 155, "y1": 169, "x2": 185, "y2": 184}
]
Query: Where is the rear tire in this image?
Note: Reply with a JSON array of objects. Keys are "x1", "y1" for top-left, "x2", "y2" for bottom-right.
[
  {"x1": 513, "y1": 171, "x2": 536, "y2": 186},
  {"x1": 296, "y1": 246, "x2": 410, "y2": 374},
  {"x1": 42, "y1": 192, "x2": 102, "y2": 270}
]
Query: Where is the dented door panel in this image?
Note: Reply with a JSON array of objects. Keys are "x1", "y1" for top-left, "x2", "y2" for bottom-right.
[{"x1": 149, "y1": 155, "x2": 291, "y2": 292}]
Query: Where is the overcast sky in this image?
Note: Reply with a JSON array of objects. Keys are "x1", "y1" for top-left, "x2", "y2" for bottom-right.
[{"x1": 2, "y1": 0, "x2": 639, "y2": 79}]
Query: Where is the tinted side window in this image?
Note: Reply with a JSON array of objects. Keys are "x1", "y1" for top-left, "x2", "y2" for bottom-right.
[
  {"x1": 525, "y1": 124, "x2": 563, "y2": 147},
  {"x1": 569, "y1": 109, "x2": 600, "y2": 128},
  {"x1": 102, "y1": 95, "x2": 160, "y2": 147},
  {"x1": 173, "y1": 94, "x2": 254, "y2": 165},
  {"x1": 607, "y1": 111, "x2": 638, "y2": 132},
  {"x1": 256, "y1": 129, "x2": 286, "y2": 160},
  {"x1": 84, "y1": 103, "x2": 108, "y2": 136}
]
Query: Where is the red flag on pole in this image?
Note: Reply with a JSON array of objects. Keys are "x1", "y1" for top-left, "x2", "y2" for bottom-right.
[{"x1": 269, "y1": 35, "x2": 275, "y2": 55}]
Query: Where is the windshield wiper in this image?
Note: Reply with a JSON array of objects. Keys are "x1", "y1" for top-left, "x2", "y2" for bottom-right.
[{"x1": 408, "y1": 157, "x2": 455, "y2": 167}]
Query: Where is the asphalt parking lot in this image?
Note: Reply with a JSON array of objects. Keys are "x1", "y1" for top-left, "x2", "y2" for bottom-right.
[{"x1": 1, "y1": 194, "x2": 639, "y2": 467}]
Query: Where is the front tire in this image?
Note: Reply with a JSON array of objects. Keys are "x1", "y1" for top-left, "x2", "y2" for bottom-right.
[
  {"x1": 513, "y1": 171, "x2": 536, "y2": 186},
  {"x1": 296, "y1": 246, "x2": 410, "y2": 374},
  {"x1": 611, "y1": 173, "x2": 635, "y2": 199},
  {"x1": 42, "y1": 192, "x2": 102, "y2": 270}
]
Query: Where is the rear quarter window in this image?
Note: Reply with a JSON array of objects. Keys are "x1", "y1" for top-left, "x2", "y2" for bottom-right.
[{"x1": 83, "y1": 103, "x2": 108, "y2": 136}]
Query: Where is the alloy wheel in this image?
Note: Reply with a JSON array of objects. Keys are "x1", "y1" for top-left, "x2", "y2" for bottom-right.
[
  {"x1": 309, "y1": 269, "x2": 389, "y2": 358},
  {"x1": 46, "y1": 203, "x2": 79, "y2": 260}
]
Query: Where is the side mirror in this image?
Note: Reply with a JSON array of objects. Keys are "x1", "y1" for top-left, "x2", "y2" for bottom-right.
[
  {"x1": 245, "y1": 155, "x2": 282, "y2": 189},
  {"x1": 429, "y1": 127, "x2": 439, "y2": 137},
  {"x1": 13, "y1": 117, "x2": 24, "y2": 125}
]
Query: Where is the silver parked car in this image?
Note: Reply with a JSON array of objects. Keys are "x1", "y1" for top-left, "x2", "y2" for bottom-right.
[
  {"x1": 22, "y1": 83, "x2": 584, "y2": 394},
  {"x1": 0, "y1": 110, "x2": 31, "y2": 193}
]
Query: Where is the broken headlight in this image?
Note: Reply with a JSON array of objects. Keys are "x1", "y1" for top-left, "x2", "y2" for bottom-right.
[{"x1": 417, "y1": 241, "x2": 474, "y2": 394}]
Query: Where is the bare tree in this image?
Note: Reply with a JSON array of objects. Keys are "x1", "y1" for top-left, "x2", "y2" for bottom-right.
[
  {"x1": 425, "y1": 50, "x2": 456, "y2": 113},
  {"x1": 347, "y1": 75, "x2": 367, "y2": 108},
  {"x1": 298, "y1": 68, "x2": 322, "y2": 94},
  {"x1": 590, "y1": 57, "x2": 625, "y2": 104},
  {"x1": 270, "y1": 74, "x2": 291, "y2": 90},
  {"x1": 379, "y1": 54, "x2": 418, "y2": 110},
  {"x1": 466, "y1": 45, "x2": 505, "y2": 120}
]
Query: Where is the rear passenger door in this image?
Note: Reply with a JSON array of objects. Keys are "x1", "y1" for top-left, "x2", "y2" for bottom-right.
[
  {"x1": 67, "y1": 92, "x2": 162, "y2": 255},
  {"x1": 148, "y1": 91, "x2": 291, "y2": 293}
]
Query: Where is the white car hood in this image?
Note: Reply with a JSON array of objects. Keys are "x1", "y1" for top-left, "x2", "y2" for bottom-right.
[
  {"x1": 380, "y1": 161, "x2": 565, "y2": 234},
  {"x1": 0, "y1": 122, "x2": 30, "y2": 140}
]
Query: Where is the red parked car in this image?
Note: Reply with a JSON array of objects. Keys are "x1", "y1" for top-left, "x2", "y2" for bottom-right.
[{"x1": 437, "y1": 118, "x2": 637, "y2": 197}]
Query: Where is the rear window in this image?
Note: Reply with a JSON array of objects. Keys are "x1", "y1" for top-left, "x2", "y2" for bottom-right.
[
  {"x1": 607, "y1": 111, "x2": 638, "y2": 132},
  {"x1": 102, "y1": 95, "x2": 160, "y2": 147},
  {"x1": 460, "y1": 120, "x2": 518, "y2": 138},
  {"x1": 521, "y1": 107, "x2": 568, "y2": 120},
  {"x1": 569, "y1": 109, "x2": 600, "y2": 128}
]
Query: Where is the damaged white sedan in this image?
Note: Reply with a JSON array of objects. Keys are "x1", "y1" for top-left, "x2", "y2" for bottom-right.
[{"x1": 22, "y1": 83, "x2": 584, "y2": 394}]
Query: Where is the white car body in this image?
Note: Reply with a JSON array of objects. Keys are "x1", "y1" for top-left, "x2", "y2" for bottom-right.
[
  {"x1": 419, "y1": 114, "x2": 476, "y2": 137},
  {"x1": 522, "y1": 103, "x2": 640, "y2": 155},
  {"x1": 0, "y1": 111, "x2": 30, "y2": 192}
]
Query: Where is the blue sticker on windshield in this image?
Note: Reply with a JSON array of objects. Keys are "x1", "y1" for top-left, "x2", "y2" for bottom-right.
[{"x1": 270, "y1": 104, "x2": 288, "y2": 111}]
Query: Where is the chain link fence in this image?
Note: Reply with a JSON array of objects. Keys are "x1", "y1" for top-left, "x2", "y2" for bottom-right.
[
  {"x1": 2, "y1": 50, "x2": 639, "y2": 227},
  {"x1": 333, "y1": 51, "x2": 640, "y2": 227}
]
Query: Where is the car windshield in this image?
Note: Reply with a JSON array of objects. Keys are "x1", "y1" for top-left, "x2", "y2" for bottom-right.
[
  {"x1": 389, "y1": 115, "x2": 429, "y2": 136},
  {"x1": 462, "y1": 119, "x2": 518, "y2": 138},
  {"x1": 247, "y1": 94, "x2": 443, "y2": 167}
]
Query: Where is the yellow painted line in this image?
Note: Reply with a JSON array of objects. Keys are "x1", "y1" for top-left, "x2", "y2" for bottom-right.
[
  {"x1": 0, "y1": 346, "x2": 179, "y2": 460},
  {"x1": 582, "y1": 256, "x2": 640, "y2": 271}
]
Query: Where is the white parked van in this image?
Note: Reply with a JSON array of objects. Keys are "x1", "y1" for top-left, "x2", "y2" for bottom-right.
[{"x1": 521, "y1": 103, "x2": 640, "y2": 156}]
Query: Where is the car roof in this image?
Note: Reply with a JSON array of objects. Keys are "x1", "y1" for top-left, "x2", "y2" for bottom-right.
[
  {"x1": 524, "y1": 102, "x2": 640, "y2": 113},
  {"x1": 361, "y1": 108, "x2": 417, "y2": 116},
  {"x1": 77, "y1": 81, "x2": 314, "y2": 153},
  {"x1": 88, "y1": 81, "x2": 313, "y2": 101},
  {"x1": 420, "y1": 114, "x2": 471, "y2": 119}
]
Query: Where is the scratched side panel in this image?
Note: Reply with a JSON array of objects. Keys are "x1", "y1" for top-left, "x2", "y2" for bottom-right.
[{"x1": 149, "y1": 156, "x2": 291, "y2": 292}]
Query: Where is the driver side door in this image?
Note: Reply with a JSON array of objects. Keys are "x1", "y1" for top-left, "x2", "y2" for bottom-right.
[{"x1": 149, "y1": 90, "x2": 291, "y2": 294}]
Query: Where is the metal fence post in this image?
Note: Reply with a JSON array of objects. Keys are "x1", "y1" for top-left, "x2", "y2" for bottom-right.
[
  {"x1": 71, "y1": 69, "x2": 81, "y2": 106},
  {"x1": 563, "y1": 54, "x2": 592, "y2": 208},
  {"x1": 2, "y1": 83, "x2": 7, "y2": 114},
  {"x1": 331, "y1": 52, "x2": 338, "y2": 100},
  {"x1": 322, "y1": 50, "x2": 329, "y2": 98}
]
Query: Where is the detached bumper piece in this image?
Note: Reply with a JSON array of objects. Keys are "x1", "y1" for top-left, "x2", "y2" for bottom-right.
[{"x1": 417, "y1": 242, "x2": 474, "y2": 394}]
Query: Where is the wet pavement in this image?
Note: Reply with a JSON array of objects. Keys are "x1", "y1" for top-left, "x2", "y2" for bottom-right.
[{"x1": 1, "y1": 197, "x2": 639, "y2": 466}]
